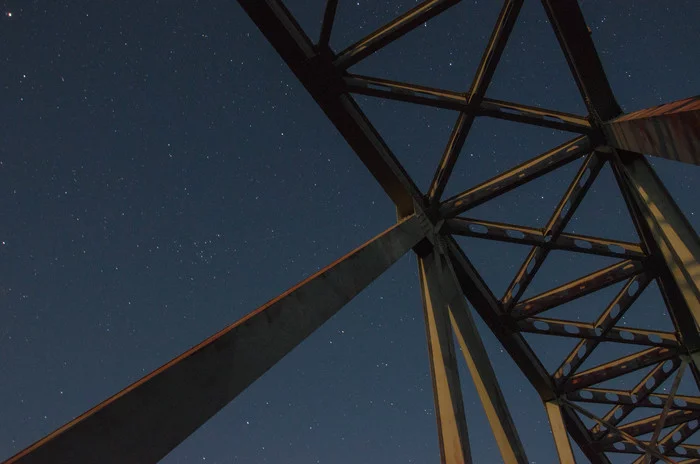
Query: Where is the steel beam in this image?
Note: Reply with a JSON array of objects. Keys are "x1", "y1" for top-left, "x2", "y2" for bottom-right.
[
  {"x1": 554, "y1": 273, "x2": 652, "y2": 384},
  {"x1": 447, "y1": 217, "x2": 644, "y2": 260},
  {"x1": 561, "y1": 405, "x2": 612, "y2": 464},
  {"x1": 590, "y1": 358, "x2": 683, "y2": 438},
  {"x1": 445, "y1": 237, "x2": 555, "y2": 399},
  {"x1": 563, "y1": 346, "x2": 676, "y2": 393},
  {"x1": 541, "y1": 0, "x2": 622, "y2": 120},
  {"x1": 5, "y1": 215, "x2": 428, "y2": 464},
  {"x1": 567, "y1": 388, "x2": 700, "y2": 411},
  {"x1": 428, "y1": 0, "x2": 523, "y2": 203},
  {"x1": 433, "y1": 244, "x2": 528, "y2": 463},
  {"x1": 612, "y1": 151, "x2": 700, "y2": 357},
  {"x1": 318, "y1": 0, "x2": 338, "y2": 47},
  {"x1": 344, "y1": 75, "x2": 592, "y2": 133},
  {"x1": 440, "y1": 136, "x2": 591, "y2": 218},
  {"x1": 335, "y1": 0, "x2": 461, "y2": 69},
  {"x1": 419, "y1": 251, "x2": 472, "y2": 464},
  {"x1": 238, "y1": 0, "x2": 423, "y2": 216},
  {"x1": 604, "y1": 96, "x2": 700, "y2": 165},
  {"x1": 519, "y1": 317, "x2": 678, "y2": 347},
  {"x1": 567, "y1": 402, "x2": 676, "y2": 464},
  {"x1": 502, "y1": 151, "x2": 606, "y2": 308},
  {"x1": 544, "y1": 400, "x2": 576, "y2": 463},
  {"x1": 512, "y1": 259, "x2": 644, "y2": 319}
]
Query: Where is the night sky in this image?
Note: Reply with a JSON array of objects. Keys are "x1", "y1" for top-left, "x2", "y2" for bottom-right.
[{"x1": 1, "y1": 1, "x2": 699, "y2": 463}]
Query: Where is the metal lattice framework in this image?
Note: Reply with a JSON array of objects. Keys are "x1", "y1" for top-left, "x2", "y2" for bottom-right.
[{"x1": 5, "y1": 1, "x2": 700, "y2": 463}]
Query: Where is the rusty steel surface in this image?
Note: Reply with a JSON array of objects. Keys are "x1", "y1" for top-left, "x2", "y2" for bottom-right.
[
  {"x1": 4, "y1": 0, "x2": 699, "y2": 463},
  {"x1": 605, "y1": 96, "x2": 700, "y2": 165}
]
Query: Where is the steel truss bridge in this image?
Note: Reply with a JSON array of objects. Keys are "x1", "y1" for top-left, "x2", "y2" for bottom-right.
[{"x1": 4, "y1": 1, "x2": 700, "y2": 463}]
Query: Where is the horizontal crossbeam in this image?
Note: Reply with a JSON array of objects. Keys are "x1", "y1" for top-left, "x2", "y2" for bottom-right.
[
  {"x1": 344, "y1": 76, "x2": 592, "y2": 133},
  {"x1": 519, "y1": 317, "x2": 677, "y2": 347},
  {"x1": 446, "y1": 217, "x2": 644, "y2": 260}
]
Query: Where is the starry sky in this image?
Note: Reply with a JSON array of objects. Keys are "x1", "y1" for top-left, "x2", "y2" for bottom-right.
[{"x1": 1, "y1": 1, "x2": 698, "y2": 463}]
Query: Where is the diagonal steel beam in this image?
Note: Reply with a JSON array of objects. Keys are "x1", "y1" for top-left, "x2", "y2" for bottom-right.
[
  {"x1": 418, "y1": 250, "x2": 472, "y2": 464},
  {"x1": 519, "y1": 317, "x2": 678, "y2": 348},
  {"x1": 343, "y1": 75, "x2": 592, "y2": 133},
  {"x1": 604, "y1": 95, "x2": 700, "y2": 165},
  {"x1": 511, "y1": 259, "x2": 644, "y2": 320},
  {"x1": 446, "y1": 216, "x2": 644, "y2": 260},
  {"x1": 612, "y1": 151, "x2": 700, "y2": 357},
  {"x1": 599, "y1": 409, "x2": 700, "y2": 444},
  {"x1": 591, "y1": 357, "x2": 683, "y2": 438},
  {"x1": 440, "y1": 136, "x2": 591, "y2": 218},
  {"x1": 238, "y1": 0, "x2": 423, "y2": 216},
  {"x1": 567, "y1": 388, "x2": 700, "y2": 411},
  {"x1": 428, "y1": 0, "x2": 523, "y2": 203},
  {"x1": 566, "y1": 401, "x2": 676, "y2": 464},
  {"x1": 479, "y1": 98, "x2": 592, "y2": 133},
  {"x1": 502, "y1": 151, "x2": 606, "y2": 309},
  {"x1": 563, "y1": 346, "x2": 677, "y2": 393},
  {"x1": 334, "y1": 0, "x2": 461, "y2": 69},
  {"x1": 553, "y1": 273, "x2": 652, "y2": 384},
  {"x1": 541, "y1": 0, "x2": 622, "y2": 121},
  {"x1": 544, "y1": 400, "x2": 577, "y2": 463},
  {"x1": 433, "y1": 242, "x2": 528, "y2": 463},
  {"x1": 561, "y1": 404, "x2": 612, "y2": 464},
  {"x1": 5, "y1": 215, "x2": 429, "y2": 464},
  {"x1": 445, "y1": 237, "x2": 555, "y2": 399},
  {"x1": 318, "y1": 0, "x2": 338, "y2": 48}
]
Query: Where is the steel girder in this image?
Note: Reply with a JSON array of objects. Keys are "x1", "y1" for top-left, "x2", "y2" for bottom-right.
[{"x1": 4, "y1": 1, "x2": 699, "y2": 463}]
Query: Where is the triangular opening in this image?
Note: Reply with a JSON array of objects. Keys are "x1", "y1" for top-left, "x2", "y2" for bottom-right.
[
  {"x1": 564, "y1": 162, "x2": 640, "y2": 243},
  {"x1": 455, "y1": 156, "x2": 583, "y2": 229},
  {"x1": 454, "y1": 335, "x2": 503, "y2": 463},
  {"x1": 453, "y1": 235, "x2": 532, "y2": 299},
  {"x1": 674, "y1": 367, "x2": 700, "y2": 398},
  {"x1": 345, "y1": 1, "x2": 504, "y2": 91},
  {"x1": 615, "y1": 280, "x2": 676, "y2": 333},
  {"x1": 486, "y1": 0, "x2": 587, "y2": 114},
  {"x1": 354, "y1": 95, "x2": 458, "y2": 193},
  {"x1": 443, "y1": 116, "x2": 577, "y2": 202},
  {"x1": 519, "y1": 250, "x2": 622, "y2": 301},
  {"x1": 522, "y1": 331, "x2": 581, "y2": 373},
  {"x1": 463, "y1": 306, "x2": 559, "y2": 461}
]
